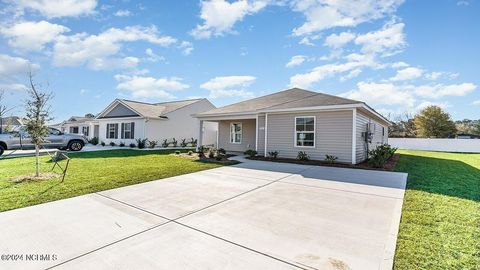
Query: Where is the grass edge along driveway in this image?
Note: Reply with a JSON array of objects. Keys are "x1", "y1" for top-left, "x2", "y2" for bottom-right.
[
  {"x1": 0, "y1": 149, "x2": 220, "y2": 212},
  {"x1": 393, "y1": 149, "x2": 480, "y2": 270}
]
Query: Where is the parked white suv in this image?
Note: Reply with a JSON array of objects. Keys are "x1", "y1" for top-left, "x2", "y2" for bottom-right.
[{"x1": 0, "y1": 127, "x2": 88, "y2": 156}]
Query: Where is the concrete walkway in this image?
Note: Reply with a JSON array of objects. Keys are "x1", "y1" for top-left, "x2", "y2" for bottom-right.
[{"x1": 0, "y1": 158, "x2": 407, "y2": 270}]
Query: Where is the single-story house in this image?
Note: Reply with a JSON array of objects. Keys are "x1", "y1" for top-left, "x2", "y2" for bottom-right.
[
  {"x1": 0, "y1": 116, "x2": 23, "y2": 133},
  {"x1": 52, "y1": 115, "x2": 98, "y2": 139},
  {"x1": 95, "y1": 98, "x2": 217, "y2": 145},
  {"x1": 195, "y1": 88, "x2": 390, "y2": 164}
]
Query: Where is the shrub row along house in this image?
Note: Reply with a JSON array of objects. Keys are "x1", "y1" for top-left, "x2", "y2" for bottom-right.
[
  {"x1": 54, "y1": 88, "x2": 389, "y2": 164},
  {"x1": 194, "y1": 88, "x2": 389, "y2": 164}
]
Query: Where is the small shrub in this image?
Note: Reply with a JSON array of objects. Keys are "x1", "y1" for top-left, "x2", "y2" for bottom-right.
[
  {"x1": 109, "y1": 141, "x2": 116, "y2": 147},
  {"x1": 136, "y1": 138, "x2": 148, "y2": 149},
  {"x1": 244, "y1": 149, "x2": 257, "y2": 157},
  {"x1": 119, "y1": 141, "x2": 125, "y2": 147},
  {"x1": 368, "y1": 144, "x2": 397, "y2": 168},
  {"x1": 197, "y1": 145, "x2": 206, "y2": 158},
  {"x1": 215, "y1": 153, "x2": 224, "y2": 161},
  {"x1": 268, "y1": 151, "x2": 279, "y2": 159},
  {"x1": 208, "y1": 148, "x2": 215, "y2": 158},
  {"x1": 88, "y1": 137, "x2": 99, "y2": 145},
  {"x1": 161, "y1": 139, "x2": 169, "y2": 148},
  {"x1": 217, "y1": 148, "x2": 226, "y2": 154},
  {"x1": 188, "y1": 150, "x2": 193, "y2": 156},
  {"x1": 190, "y1": 137, "x2": 198, "y2": 147},
  {"x1": 171, "y1": 138, "x2": 178, "y2": 147},
  {"x1": 325, "y1": 154, "x2": 338, "y2": 164},
  {"x1": 100, "y1": 141, "x2": 105, "y2": 147},
  {"x1": 297, "y1": 151, "x2": 309, "y2": 161},
  {"x1": 175, "y1": 150, "x2": 181, "y2": 155},
  {"x1": 148, "y1": 140, "x2": 157, "y2": 149},
  {"x1": 180, "y1": 138, "x2": 187, "y2": 147},
  {"x1": 129, "y1": 143, "x2": 136, "y2": 148}
]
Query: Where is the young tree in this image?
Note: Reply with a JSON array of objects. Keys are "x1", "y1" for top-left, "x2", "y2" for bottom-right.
[
  {"x1": 24, "y1": 73, "x2": 53, "y2": 177},
  {"x1": 414, "y1": 105, "x2": 456, "y2": 138}
]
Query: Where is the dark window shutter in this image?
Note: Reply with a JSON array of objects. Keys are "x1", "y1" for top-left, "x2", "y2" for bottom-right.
[
  {"x1": 131, "y1": 122, "x2": 135, "y2": 139},
  {"x1": 114, "y1": 124, "x2": 118, "y2": 139},
  {"x1": 121, "y1": 123, "x2": 125, "y2": 139},
  {"x1": 106, "y1": 124, "x2": 109, "y2": 138}
]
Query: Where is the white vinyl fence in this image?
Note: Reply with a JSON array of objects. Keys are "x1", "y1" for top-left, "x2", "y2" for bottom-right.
[{"x1": 389, "y1": 138, "x2": 480, "y2": 153}]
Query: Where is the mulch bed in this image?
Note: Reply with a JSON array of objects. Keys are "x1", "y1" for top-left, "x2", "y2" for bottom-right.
[{"x1": 247, "y1": 153, "x2": 400, "y2": 171}]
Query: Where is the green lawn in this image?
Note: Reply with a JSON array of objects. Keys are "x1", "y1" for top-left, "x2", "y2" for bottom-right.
[
  {"x1": 394, "y1": 150, "x2": 480, "y2": 270},
  {"x1": 0, "y1": 149, "x2": 220, "y2": 212}
]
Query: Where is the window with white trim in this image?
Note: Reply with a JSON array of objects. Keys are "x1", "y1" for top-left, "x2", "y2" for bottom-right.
[
  {"x1": 230, "y1": 123, "x2": 242, "y2": 144},
  {"x1": 122, "y1": 122, "x2": 134, "y2": 139},
  {"x1": 106, "y1": 123, "x2": 118, "y2": 139},
  {"x1": 295, "y1": 116, "x2": 315, "y2": 147},
  {"x1": 82, "y1": 126, "x2": 89, "y2": 136}
]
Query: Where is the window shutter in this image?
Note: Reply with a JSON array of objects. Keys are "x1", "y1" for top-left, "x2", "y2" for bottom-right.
[
  {"x1": 106, "y1": 124, "x2": 109, "y2": 138},
  {"x1": 121, "y1": 123, "x2": 125, "y2": 139},
  {"x1": 131, "y1": 122, "x2": 135, "y2": 139},
  {"x1": 114, "y1": 124, "x2": 118, "y2": 139}
]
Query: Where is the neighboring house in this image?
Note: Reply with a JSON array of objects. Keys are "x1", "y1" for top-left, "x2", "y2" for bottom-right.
[
  {"x1": 195, "y1": 88, "x2": 390, "y2": 164},
  {"x1": 52, "y1": 115, "x2": 98, "y2": 139},
  {"x1": 95, "y1": 98, "x2": 217, "y2": 145},
  {"x1": 0, "y1": 116, "x2": 23, "y2": 133}
]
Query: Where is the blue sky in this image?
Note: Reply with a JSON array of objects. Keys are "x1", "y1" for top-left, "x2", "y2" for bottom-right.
[{"x1": 0, "y1": 0, "x2": 478, "y2": 123}]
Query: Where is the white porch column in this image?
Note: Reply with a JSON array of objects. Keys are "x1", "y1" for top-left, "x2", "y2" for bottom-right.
[
  {"x1": 197, "y1": 120, "x2": 204, "y2": 151},
  {"x1": 264, "y1": 113, "x2": 268, "y2": 157},
  {"x1": 351, "y1": 108, "x2": 357, "y2": 165}
]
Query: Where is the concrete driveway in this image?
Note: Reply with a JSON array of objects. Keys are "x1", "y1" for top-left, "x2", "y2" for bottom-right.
[{"x1": 0, "y1": 158, "x2": 407, "y2": 270}]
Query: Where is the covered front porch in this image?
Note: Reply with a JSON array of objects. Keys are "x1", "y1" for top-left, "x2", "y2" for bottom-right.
[{"x1": 198, "y1": 115, "x2": 261, "y2": 154}]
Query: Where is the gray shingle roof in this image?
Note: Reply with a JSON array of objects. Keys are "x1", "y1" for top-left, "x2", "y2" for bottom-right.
[
  {"x1": 121, "y1": 99, "x2": 204, "y2": 118},
  {"x1": 197, "y1": 88, "x2": 362, "y2": 116}
]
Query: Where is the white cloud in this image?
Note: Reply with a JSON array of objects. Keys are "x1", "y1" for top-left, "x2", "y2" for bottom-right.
[
  {"x1": 414, "y1": 83, "x2": 477, "y2": 99},
  {"x1": 299, "y1": 37, "x2": 315, "y2": 46},
  {"x1": 289, "y1": 53, "x2": 378, "y2": 88},
  {"x1": 390, "y1": 67, "x2": 423, "y2": 81},
  {"x1": 145, "y1": 48, "x2": 165, "y2": 62},
  {"x1": 191, "y1": 0, "x2": 269, "y2": 39},
  {"x1": 415, "y1": 101, "x2": 450, "y2": 111},
  {"x1": 114, "y1": 10, "x2": 131, "y2": 17},
  {"x1": 200, "y1": 75, "x2": 256, "y2": 98},
  {"x1": 52, "y1": 26, "x2": 177, "y2": 69},
  {"x1": 115, "y1": 74, "x2": 189, "y2": 99},
  {"x1": 425, "y1": 71, "x2": 459, "y2": 81},
  {"x1": 0, "y1": 54, "x2": 39, "y2": 79},
  {"x1": 0, "y1": 54, "x2": 39, "y2": 91},
  {"x1": 342, "y1": 82, "x2": 416, "y2": 108},
  {"x1": 286, "y1": 55, "x2": 307, "y2": 68},
  {"x1": 7, "y1": 0, "x2": 97, "y2": 18},
  {"x1": 457, "y1": 1, "x2": 469, "y2": 6},
  {"x1": 324, "y1": 32, "x2": 356, "y2": 48},
  {"x1": 0, "y1": 21, "x2": 70, "y2": 52},
  {"x1": 291, "y1": 0, "x2": 404, "y2": 36},
  {"x1": 179, "y1": 41, "x2": 194, "y2": 55},
  {"x1": 391, "y1": 61, "x2": 409, "y2": 68},
  {"x1": 472, "y1": 100, "x2": 480, "y2": 106},
  {"x1": 354, "y1": 21, "x2": 406, "y2": 57},
  {"x1": 340, "y1": 68, "x2": 362, "y2": 81},
  {"x1": 89, "y1": 57, "x2": 139, "y2": 71}
]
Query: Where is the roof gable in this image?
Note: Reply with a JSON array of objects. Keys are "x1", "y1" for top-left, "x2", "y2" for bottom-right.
[
  {"x1": 197, "y1": 88, "x2": 362, "y2": 116},
  {"x1": 102, "y1": 103, "x2": 140, "y2": 118}
]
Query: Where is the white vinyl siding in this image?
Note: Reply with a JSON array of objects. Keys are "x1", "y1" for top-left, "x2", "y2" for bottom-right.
[
  {"x1": 355, "y1": 111, "x2": 389, "y2": 163},
  {"x1": 266, "y1": 111, "x2": 353, "y2": 163}
]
